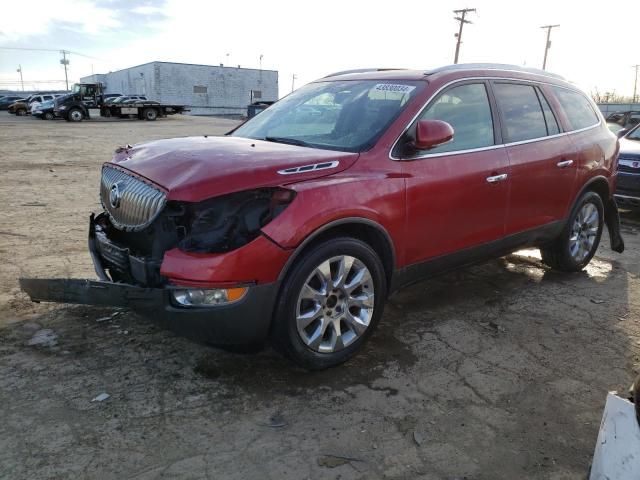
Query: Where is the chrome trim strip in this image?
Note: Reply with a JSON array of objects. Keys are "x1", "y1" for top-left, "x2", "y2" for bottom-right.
[
  {"x1": 617, "y1": 171, "x2": 640, "y2": 176},
  {"x1": 389, "y1": 76, "x2": 601, "y2": 161},
  {"x1": 278, "y1": 160, "x2": 340, "y2": 175},
  {"x1": 614, "y1": 194, "x2": 640, "y2": 200}
]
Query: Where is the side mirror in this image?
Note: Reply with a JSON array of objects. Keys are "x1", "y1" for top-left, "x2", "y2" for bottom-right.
[
  {"x1": 617, "y1": 128, "x2": 629, "y2": 138},
  {"x1": 414, "y1": 120, "x2": 454, "y2": 150}
]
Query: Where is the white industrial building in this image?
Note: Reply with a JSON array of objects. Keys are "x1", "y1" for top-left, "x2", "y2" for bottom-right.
[{"x1": 81, "y1": 61, "x2": 278, "y2": 115}]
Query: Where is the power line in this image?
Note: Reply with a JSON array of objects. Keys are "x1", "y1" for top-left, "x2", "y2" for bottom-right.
[
  {"x1": 540, "y1": 25, "x2": 560, "y2": 70},
  {"x1": 0, "y1": 46, "x2": 100, "y2": 60},
  {"x1": 453, "y1": 8, "x2": 476, "y2": 64}
]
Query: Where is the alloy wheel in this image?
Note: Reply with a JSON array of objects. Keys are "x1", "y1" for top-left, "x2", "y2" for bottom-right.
[
  {"x1": 569, "y1": 202, "x2": 599, "y2": 262},
  {"x1": 296, "y1": 255, "x2": 375, "y2": 353}
]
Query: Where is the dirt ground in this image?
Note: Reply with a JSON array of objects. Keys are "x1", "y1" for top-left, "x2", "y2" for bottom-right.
[{"x1": 1, "y1": 111, "x2": 639, "y2": 480}]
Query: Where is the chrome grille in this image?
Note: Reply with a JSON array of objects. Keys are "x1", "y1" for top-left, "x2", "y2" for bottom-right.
[{"x1": 100, "y1": 165, "x2": 166, "y2": 231}]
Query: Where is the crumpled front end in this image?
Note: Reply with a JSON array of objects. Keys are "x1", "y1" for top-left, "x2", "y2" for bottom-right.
[{"x1": 20, "y1": 163, "x2": 297, "y2": 345}]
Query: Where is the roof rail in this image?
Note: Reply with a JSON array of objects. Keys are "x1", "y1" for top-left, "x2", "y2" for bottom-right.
[
  {"x1": 324, "y1": 68, "x2": 407, "y2": 78},
  {"x1": 424, "y1": 63, "x2": 565, "y2": 80}
]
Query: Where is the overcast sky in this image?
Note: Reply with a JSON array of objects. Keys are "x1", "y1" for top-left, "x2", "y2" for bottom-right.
[{"x1": 1, "y1": 0, "x2": 638, "y2": 98}]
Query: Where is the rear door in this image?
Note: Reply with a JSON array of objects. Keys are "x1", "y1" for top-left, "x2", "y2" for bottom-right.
[
  {"x1": 492, "y1": 81, "x2": 577, "y2": 234},
  {"x1": 398, "y1": 81, "x2": 510, "y2": 264}
]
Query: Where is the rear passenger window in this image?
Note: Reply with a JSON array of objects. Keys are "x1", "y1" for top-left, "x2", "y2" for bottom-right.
[
  {"x1": 417, "y1": 83, "x2": 494, "y2": 154},
  {"x1": 536, "y1": 88, "x2": 560, "y2": 135},
  {"x1": 551, "y1": 87, "x2": 599, "y2": 131},
  {"x1": 493, "y1": 83, "x2": 547, "y2": 142}
]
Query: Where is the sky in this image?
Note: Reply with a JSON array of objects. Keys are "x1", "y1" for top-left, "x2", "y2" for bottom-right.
[{"x1": 0, "y1": 0, "x2": 638, "y2": 99}]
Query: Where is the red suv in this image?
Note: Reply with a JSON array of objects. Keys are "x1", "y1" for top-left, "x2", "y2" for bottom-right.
[{"x1": 22, "y1": 64, "x2": 624, "y2": 369}]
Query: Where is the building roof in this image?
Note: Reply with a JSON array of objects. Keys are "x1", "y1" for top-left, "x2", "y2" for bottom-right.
[{"x1": 94, "y1": 60, "x2": 277, "y2": 77}]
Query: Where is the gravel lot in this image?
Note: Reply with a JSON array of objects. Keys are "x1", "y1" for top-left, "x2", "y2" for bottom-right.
[{"x1": 1, "y1": 111, "x2": 639, "y2": 479}]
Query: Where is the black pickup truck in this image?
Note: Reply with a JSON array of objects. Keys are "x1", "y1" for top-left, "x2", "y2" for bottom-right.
[{"x1": 54, "y1": 83, "x2": 187, "y2": 122}]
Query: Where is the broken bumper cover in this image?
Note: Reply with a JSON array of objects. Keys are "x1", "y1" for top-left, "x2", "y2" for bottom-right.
[
  {"x1": 19, "y1": 277, "x2": 278, "y2": 345},
  {"x1": 19, "y1": 214, "x2": 279, "y2": 345}
]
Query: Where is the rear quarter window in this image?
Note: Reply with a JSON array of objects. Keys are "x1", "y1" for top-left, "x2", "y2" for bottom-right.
[{"x1": 551, "y1": 87, "x2": 599, "y2": 131}]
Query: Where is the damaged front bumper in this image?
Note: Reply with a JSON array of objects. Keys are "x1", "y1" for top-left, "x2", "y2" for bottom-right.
[{"x1": 19, "y1": 215, "x2": 279, "y2": 346}]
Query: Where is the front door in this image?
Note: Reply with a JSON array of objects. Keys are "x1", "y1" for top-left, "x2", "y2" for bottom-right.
[{"x1": 397, "y1": 81, "x2": 510, "y2": 266}]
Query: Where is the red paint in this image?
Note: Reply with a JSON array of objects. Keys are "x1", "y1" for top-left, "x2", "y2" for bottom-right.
[
  {"x1": 110, "y1": 66, "x2": 618, "y2": 286},
  {"x1": 415, "y1": 120, "x2": 455, "y2": 150}
]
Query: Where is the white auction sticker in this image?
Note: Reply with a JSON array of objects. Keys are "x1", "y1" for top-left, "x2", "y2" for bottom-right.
[{"x1": 372, "y1": 84, "x2": 416, "y2": 94}]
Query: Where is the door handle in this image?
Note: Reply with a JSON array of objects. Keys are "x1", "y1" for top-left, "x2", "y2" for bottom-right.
[
  {"x1": 486, "y1": 173, "x2": 508, "y2": 183},
  {"x1": 557, "y1": 159, "x2": 574, "y2": 168}
]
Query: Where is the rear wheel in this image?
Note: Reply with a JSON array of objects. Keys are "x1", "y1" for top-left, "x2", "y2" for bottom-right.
[
  {"x1": 67, "y1": 108, "x2": 83, "y2": 122},
  {"x1": 271, "y1": 237, "x2": 386, "y2": 370},
  {"x1": 540, "y1": 191, "x2": 604, "y2": 272},
  {"x1": 16, "y1": 108, "x2": 27, "y2": 116},
  {"x1": 43, "y1": 112, "x2": 54, "y2": 120},
  {"x1": 143, "y1": 107, "x2": 158, "y2": 121}
]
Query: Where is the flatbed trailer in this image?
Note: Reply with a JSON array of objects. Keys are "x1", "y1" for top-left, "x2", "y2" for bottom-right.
[
  {"x1": 54, "y1": 83, "x2": 187, "y2": 122},
  {"x1": 101, "y1": 102, "x2": 187, "y2": 121}
]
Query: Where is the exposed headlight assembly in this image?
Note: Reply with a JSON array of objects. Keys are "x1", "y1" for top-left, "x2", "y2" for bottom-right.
[{"x1": 178, "y1": 188, "x2": 295, "y2": 253}]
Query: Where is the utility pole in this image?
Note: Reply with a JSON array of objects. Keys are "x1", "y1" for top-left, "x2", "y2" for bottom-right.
[
  {"x1": 633, "y1": 64, "x2": 639, "y2": 104},
  {"x1": 291, "y1": 73, "x2": 297, "y2": 92},
  {"x1": 259, "y1": 54, "x2": 263, "y2": 70},
  {"x1": 540, "y1": 25, "x2": 560, "y2": 70},
  {"x1": 453, "y1": 8, "x2": 476, "y2": 64},
  {"x1": 60, "y1": 50, "x2": 70, "y2": 90},
  {"x1": 16, "y1": 65, "x2": 24, "y2": 91}
]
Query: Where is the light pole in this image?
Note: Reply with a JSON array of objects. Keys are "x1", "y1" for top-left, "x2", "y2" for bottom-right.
[
  {"x1": 60, "y1": 50, "x2": 70, "y2": 90},
  {"x1": 259, "y1": 54, "x2": 263, "y2": 70},
  {"x1": 540, "y1": 25, "x2": 560, "y2": 70},
  {"x1": 291, "y1": 74, "x2": 297, "y2": 92},
  {"x1": 17, "y1": 65, "x2": 24, "y2": 91},
  {"x1": 633, "y1": 65, "x2": 639, "y2": 104},
  {"x1": 453, "y1": 8, "x2": 476, "y2": 64}
]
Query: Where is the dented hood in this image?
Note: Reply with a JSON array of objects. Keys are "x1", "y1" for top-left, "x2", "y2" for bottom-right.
[{"x1": 110, "y1": 136, "x2": 359, "y2": 202}]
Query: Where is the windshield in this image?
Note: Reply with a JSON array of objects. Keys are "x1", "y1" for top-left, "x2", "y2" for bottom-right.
[
  {"x1": 627, "y1": 124, "x2": 640, "y2": 141},
  {"x1": 72, "y1": 84, "x2": 80, "y2": 94},
  {"x1": 231, "y1": 80, "x2": 423, "y2": 152}
]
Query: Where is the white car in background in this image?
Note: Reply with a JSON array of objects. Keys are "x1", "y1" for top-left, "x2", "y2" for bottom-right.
[{"x1": 30, "y1": 94, "x2": 64, "y2": 115}]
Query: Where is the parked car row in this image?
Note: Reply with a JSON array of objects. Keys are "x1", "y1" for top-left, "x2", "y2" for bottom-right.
[{"x1": 1, "y1": 91, "x2": 164, "y2": 120}]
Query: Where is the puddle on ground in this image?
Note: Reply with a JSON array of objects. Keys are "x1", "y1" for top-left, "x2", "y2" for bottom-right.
[{"x1": 193, "y1": 326, "x2": 416, "y2": 397}]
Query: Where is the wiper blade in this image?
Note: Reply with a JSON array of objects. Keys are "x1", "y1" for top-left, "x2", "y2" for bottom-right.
[{"x1": 264, "y1": 136, "x2": 310, "y2": 147}]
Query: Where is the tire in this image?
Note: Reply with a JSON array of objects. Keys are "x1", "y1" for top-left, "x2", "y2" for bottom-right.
[
  {"x1": 43, "y1": 112, "x2": 54, "y2": 120},
  {"x1": 16, "y1": 109, "x2": 27, "y2": 116},
  {"x1": 271, "y1": 237, "x2": 387, "y2": 370},
  {"x1": 540, "y1": 191, "x2": 604, "y2": 272},
  {"x1": 67, "y1": 108, "x2": 83, "y2": 122},
  {"x1": 143, "y1": 107, "x2": 158, "y2": 121}
]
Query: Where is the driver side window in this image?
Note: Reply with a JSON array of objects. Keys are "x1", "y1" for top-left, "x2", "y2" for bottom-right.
[{"x1": 415, "y1": 83, "x2": 495, "y2": 155}]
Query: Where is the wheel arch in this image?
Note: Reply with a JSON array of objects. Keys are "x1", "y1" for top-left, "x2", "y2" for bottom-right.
[
  {"x1": 576, "y1": 175, "x2": 611, "y2": 205},
  {"x1": 274, "y1": 217, "x2": 396, "y2": 295}
]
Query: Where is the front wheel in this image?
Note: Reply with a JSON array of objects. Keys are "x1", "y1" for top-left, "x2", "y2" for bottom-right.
[
  {"x1": 16, "y1": 109, "x2": 27, "y2": 116},
  {"x1": 271, "y1": 237, "x2": 387, "y2": 370},
  {"x1": 67, "y1": 108, "x2": 83, "y2": 122},
  {"x1": 540, "y1": 191, "x2": 604, "y2": 272},
  {"x1": 43, "y1": 112, "x2": 55, "y2": 120}
]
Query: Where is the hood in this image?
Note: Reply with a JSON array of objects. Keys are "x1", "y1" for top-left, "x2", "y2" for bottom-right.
[
  {"x1": 110, "y1": 136, "x2": 359, "y2": 202},
  {"x1": 619, "y1": 137, "x2": 640, "y2": 156}
]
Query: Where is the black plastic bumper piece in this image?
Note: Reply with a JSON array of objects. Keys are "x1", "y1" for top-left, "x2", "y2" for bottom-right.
[
  {"x1": 19, "y1": 277, "x2": 279, "y2": 346},
  {"x1": 605, "y1": 197, "x2": 625, "y2": 253}
]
